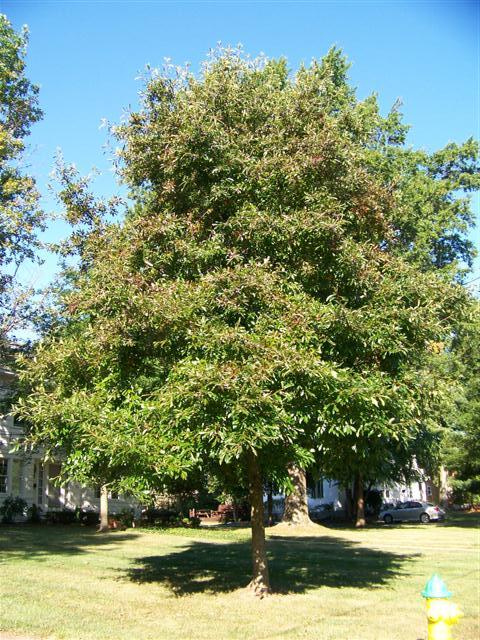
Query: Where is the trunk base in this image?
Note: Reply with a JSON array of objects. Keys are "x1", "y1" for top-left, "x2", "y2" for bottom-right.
[
  {"x1": 247, "y1": 452, "x2": 271, "y2": 597},
  {"x1": 96, "y1": 524, "x2": 110, "y2": 533},
  {"x1": 281, "y1": 514, "x2": 316, "y2": 526},
  {"x1": 246, "y1": 577, "x2": 271, "y2": 598},
  {"x1": 354, "y1": 473, "x2": 365, "y2": 528}
]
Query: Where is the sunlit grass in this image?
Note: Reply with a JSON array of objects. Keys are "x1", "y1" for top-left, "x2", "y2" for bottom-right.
[{"x1": 0, "y1": 513, "x2": 478, "y2": 639}]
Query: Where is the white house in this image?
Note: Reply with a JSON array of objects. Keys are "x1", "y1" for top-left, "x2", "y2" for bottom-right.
[
  {"x1": 266, "y1": 469, "x2": 443, "y2": 520},
  {"x1": 0, "y1": 367, "x2": 137, "y2": 518}
]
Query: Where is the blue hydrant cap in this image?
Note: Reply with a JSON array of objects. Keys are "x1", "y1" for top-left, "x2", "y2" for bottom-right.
[{"x1": 421, "y1": 574, "x2": 452, "y2": 599}]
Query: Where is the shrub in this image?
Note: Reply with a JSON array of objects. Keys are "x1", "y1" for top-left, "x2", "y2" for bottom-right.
[
  {"x1": 44, "y1": 508, "x2": 99, "y2": 526},
  {"x1": 147, "y1": 515, "x2": 202, "y2": 529},
  {"x1": 27, "y1": 503, "x2": 42, "y2": 523},
  {"x1": 78, "y1": 510, "x2": 99, "y2": 526},
  {"x1": 45, "y1": 509, "x2": 76, "y2": 525},
  {"x1": 188, "y1": 516, "x2": 201, "y2": 528},
  {"x1": 111, "y1": 508, "x2": 134, "y2": 528},
  {"x1": 141, "y1": 508, "x2": 179, "y2": 525},
  {"x1": 365, "y1": 490, "x2": 383, "y2": 516},
  {"x1": 0, "y1": 496, "x2": 27, "y2": 523}
]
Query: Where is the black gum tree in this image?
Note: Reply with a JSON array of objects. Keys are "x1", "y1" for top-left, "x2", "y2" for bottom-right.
[{"x1": 18, "y1": 48, "x2": 476, "y2": 593}]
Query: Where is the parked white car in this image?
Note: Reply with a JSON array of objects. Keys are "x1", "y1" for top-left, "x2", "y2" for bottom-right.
[{"x1": 379, "y1": 501, "x2": 446, "y2": 524}]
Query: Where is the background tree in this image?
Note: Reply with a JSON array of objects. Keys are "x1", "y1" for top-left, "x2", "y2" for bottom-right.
[
  {"x1": 18, "y1": 47, "x2": 472, "y2": 594},
  {"x1": 0, "y1": 14, "x2": 44, "y2": 363},
  {"x1": 23, "y1": 159, "x2": 127, "y2": 533},
  {"x1": 442, "y1": 301, "x2": 480, "y2": 502},
  {"x1": 279, "y1": 89, "x2": 479, "y2": 525}
]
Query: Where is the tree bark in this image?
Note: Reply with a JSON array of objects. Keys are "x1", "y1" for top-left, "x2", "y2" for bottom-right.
[
  {"x1": 247, "y1": 453, "x2": 271, "y2": 597},
  {"x1": 281, "y1": 464, "x2": 314, "y2": 526},
  {"x1": 97, "y1": 484, "x2": 109, "y2": 533},
  {"x1": 354, "y1": 473, "x2": 366, "y2": 528}
]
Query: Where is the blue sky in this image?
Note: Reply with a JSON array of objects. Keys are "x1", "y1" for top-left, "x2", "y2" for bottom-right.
[{"x1": 4, "y1": 0, "x2": 480, "y2": 292}]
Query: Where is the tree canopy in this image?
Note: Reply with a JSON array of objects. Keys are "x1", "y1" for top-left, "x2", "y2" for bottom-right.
[
  {"x1": 17, "y1": 47, "x2": 477, "y2": 593},
  {"x1": 0, "y1": 14, "x2": 44, "y2": 361}
]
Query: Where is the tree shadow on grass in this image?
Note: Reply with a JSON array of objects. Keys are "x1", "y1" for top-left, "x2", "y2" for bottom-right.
[
  {"x1": 0, "y1": 524, "x2": 139, "y2": 562},
  {"x1": 125, "y1": 534, "x2": 418, "y2": 595}
]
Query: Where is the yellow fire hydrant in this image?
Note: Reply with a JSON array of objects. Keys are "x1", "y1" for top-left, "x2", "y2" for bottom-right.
[{"x1": 421, "y1": 574, "x2": 463, "y2": 640}]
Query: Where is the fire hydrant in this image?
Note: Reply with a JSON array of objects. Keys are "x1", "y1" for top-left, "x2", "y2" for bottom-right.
[{"x1": 421, "y1": 574, "x2": 463, "y2": 640}]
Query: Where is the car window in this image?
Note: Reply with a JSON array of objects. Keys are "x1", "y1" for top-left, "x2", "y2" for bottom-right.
[{"x1": 410, "y1": 502, "x2": 422, "y2": 508}]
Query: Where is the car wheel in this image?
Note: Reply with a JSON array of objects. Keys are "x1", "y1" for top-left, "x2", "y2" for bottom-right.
[
  {"x1": 420, "y1": 513, "x2": 430, "y2": 524},
  {"x1": 383, "y1": 514, "x2": 393, "y2": 525}
]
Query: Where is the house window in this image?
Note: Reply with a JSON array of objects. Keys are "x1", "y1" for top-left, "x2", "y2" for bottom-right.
[
  {"x1": 47, "y1": 463, "x2": 62, "y2": 509},
  {"x1": 11, "y1": 459, "x2": 23, "y2": 495},
  {"x1": 312, "y1": 479, "x2": 324, "y2": 499},
  {"x1": 0, "y1": 459, "x2": 7, "y2": 493},
  {"x1": 426, "y1": 485, "x2": 432, "y2": 497},
  {"x1": 36, "y1": 463, "x2": 44, "y2": 506}
]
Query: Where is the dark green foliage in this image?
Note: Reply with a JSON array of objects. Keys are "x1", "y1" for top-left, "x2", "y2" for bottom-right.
[
  {"x1": 45, "y1": 508, "x2": 78, "y2": 525},
  {"x1": 111, "y1": 508, "x2": 135, "y2": 528},
  {"x1": 442, "y1": 301, "x2": 480, "y2": 501},
  {"x1": 139, "y1": 508, "x2": 201, "y2": 528},
  {"x1": 0, "y1": 495, "x2": 27, "y2": 522},
  {"x1": 26, "y1": 503, "x2": 42, "y2": 523},
  {"x1": 78, "y1": 510, "x2": 101, "y2": 527},
  {"x1": 365, "y1": 489, "x2": 383, "y2": 516}
]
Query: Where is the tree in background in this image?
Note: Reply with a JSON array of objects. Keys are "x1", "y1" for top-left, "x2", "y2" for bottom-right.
[
  {"x1": 18, "y1": 47, "x2": 472, "y2": 594},
  {"x1": 279, "y1": 83, "x2": 479, "y2": 526},
  {"x1": 337, "y1": 130, "x2": 479, "y2": 525},
  {"x1": 442, "y1": 301, "x2": 480, "y2": 503},
  {"x1": 16, "y1": 160, "x2": 130, "y2": 533},
  {"x1": 0, "y1": 15, "x2": 44, "y2": 363}
]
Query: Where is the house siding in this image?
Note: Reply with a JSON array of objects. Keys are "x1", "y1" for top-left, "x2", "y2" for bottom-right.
[{"x1": 0, "y1": 410, "x2": 139, "y2": 517}]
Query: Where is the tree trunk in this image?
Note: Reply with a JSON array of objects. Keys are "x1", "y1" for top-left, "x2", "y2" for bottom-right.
[
  {"x1": 354, "y1": 473, "x2": 366, "y2": 528},
  {"x1": 175, "y1": 494, "x2": 183, "y2": 515},
  {"x1": 97, "y1": 484, "x2": 109, "y2": 533},
  {"x1": 247, "y1": 453, "x2": 271, "y2": 597},
  {"x1": 345, "y1": 484, "x2": 354, "y2": 522},
  {"x1": 281, "y1": 464, "x2": 314, "y2": 526}
]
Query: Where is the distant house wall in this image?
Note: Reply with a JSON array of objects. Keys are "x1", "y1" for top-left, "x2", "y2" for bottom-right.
[
  {"x1": 0, "y1": 417, "x2": 138, "y2": 513},
  {"x1": 380, "y1": 480, "x2": 429, "y2": 504},
  {"x1": 265, "y1": 473, "x2": 446, "y2": 518},
  {"x1": 0, "y1": 415, "x2": 139, "y2": 516},
  {"x1": 265, "y1": 478, "x2": 346, "y2": 517},
  {"x1": 0, "y1": 368, "x2": 139, "y2": 517}
]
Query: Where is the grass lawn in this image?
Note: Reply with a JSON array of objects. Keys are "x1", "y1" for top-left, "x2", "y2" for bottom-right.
[{"x1": 0, "y1": 513, "x2": 478, "y2": 640}]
